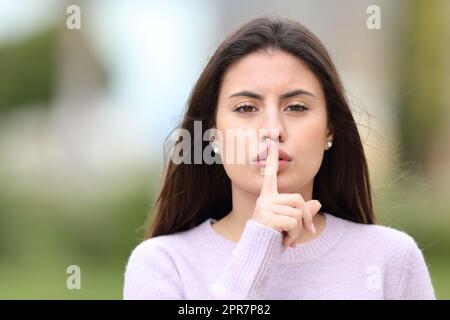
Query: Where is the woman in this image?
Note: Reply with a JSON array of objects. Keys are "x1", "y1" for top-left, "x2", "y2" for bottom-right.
[{"x1": 123, "y1": 16, "x2": 435, "y2": 299}]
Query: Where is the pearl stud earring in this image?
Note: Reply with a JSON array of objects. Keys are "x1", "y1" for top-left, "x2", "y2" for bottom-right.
[
  {"x1": 327, "y1": 141, "x2": 333, "y2": 149},
  {"x1": 211, "y1": 141, "x2": 219, "y2": 154}
]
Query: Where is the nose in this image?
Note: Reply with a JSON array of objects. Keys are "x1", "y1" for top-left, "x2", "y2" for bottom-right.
[{"x1": 259, "y1": 110, "x2": 286, "y2": 144}]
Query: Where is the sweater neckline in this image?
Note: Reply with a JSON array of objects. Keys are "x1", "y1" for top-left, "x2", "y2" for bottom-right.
[{"x1": 202, "y1": 212, "x2": 346, "y2": 264}]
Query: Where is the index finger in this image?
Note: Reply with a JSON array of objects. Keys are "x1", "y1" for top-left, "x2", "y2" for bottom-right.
[{"x1": 260, "y1": 138, "x2": 279, "y2": 196}]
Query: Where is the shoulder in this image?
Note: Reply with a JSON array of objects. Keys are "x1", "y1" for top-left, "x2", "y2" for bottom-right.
[
  {"x1": 126, "y1": 220, "x2": 210, "y2": 264},
  {"x1": 333, "y1": 216, "x2": 436, "y2": 299},
  {"x1": 123, "y1": 224, "x2": 211, "y2": 300},
  {"x1": 331, "y1": 214, "x2": 420, "y2": 256}
]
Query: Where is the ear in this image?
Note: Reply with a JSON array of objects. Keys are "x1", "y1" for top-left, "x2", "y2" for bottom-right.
[
  {"x1": 325, "y1": 127, "x2": 334, "y2": 141},
  {"x1": 209, "y1": 126, "x2": 218, "y2": 143}
]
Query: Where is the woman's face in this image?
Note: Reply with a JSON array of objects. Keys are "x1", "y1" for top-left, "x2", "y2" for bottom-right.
[{"x1": 215, "y1": 49, "x2": 332, "y2": 195}]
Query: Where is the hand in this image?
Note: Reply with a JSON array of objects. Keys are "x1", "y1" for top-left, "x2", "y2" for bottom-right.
[{"x1": 250, "y1": 138, "x2": 322, "y2": 247}]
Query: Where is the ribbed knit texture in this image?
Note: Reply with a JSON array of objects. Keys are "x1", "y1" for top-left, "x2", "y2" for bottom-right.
[{"x1": 123, "y1": 212, "x2": 436, "y2": 299}]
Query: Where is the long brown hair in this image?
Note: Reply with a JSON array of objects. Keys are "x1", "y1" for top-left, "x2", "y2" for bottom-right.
[{"x1": 145, "y1": 15, "x2": 375, "y2": 239}]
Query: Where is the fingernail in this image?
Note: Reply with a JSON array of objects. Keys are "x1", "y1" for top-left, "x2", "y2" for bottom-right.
[
  {"x1": 310, "y1": 223, "x2": 316, "y2": 234},
  {"x1": 314, "y1": 200, "x2": 322, "y2": 209}
]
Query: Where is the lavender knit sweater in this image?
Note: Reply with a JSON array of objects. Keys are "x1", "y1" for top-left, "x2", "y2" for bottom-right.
[{"x1": 123, "y1": 212, "x2": 436, "y2": 299}]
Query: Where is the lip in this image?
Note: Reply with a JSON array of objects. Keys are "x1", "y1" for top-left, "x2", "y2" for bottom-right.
[
  {"x1": 256, "y1": 159, "x2": 291, "y2": 168},
  {"x1": 253, "y1": 147, "x2": 293, "y2": 162}
]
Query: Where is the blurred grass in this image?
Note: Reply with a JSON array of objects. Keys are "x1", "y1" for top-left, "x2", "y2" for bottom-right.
[
  {"x1": 0, "y1": 166, "x2": 159, "y2": 299},
  {"x1": 427, "y1": 255, "x2": 450, "y2": 299},
  {"x1": 0, "y1": 258, "x2": 124, "y2": 299}
]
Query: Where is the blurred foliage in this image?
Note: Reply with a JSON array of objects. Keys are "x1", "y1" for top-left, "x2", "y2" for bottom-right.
[
  {"x1": 0, "y1": 23, "x2": 109, "y2": 113},
  {"x1": 0, "y1": 168, "x2": 158, "y2": 299},
  {"x1": 0, "y1": 27, "x2": 58, "y2": 113},
  {"x1": 396, "y1": 0, "x2": 450, "y2": 167},
  {"x1": 375, "y1": 179, "x2": 450, "y2": 299},
  {"x1": 392, "y1": 0, "x2": 450, "y2": 298}
]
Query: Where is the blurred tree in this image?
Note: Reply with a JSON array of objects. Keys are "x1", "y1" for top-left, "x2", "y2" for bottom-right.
[
  {"x1": 0, "y1": 23, "x2": 109, "y2": 113},
  {"x1": 0, "y1": 27, "x2": 58, "y2": 113},
  {"x1": 396, "y1": 0, "x2": 450, "y2": 168}
]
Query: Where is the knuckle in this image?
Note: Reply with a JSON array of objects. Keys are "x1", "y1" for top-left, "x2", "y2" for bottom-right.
[
  {"x1": 295, "y1": 193, "x2": 304, "y2": 203},
  {"x1": 289, "y1": 218, "x2": 298, "y2": 229},
  {"x1": 274, "y1": 222, "x2": 283, "y2": 232},
  {"x1": 293, "y1": 207, "x2": 302, "y2": 220}
]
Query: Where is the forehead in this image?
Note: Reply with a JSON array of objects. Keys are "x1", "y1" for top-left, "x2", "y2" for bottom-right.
[{"x1": 220, "y1": 49, "x2": 323, "y2": 98}]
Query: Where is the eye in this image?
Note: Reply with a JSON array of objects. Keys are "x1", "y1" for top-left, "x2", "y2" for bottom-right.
[
  {"x1": 285, "y1": 104, "x2": 309, "y2": 112},
  {"x1": 233, "y1": 104, "x2": 259, "y2": 113}
]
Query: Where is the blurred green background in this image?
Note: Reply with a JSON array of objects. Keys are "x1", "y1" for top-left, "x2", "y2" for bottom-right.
[{"x1": 0, "y1": 0, "x2": 449, "y2": 299}]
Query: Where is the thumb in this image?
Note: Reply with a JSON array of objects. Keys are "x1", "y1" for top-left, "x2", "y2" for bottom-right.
[{"x1": 306, "y1": 200, "x2": 322, "y2": 216}]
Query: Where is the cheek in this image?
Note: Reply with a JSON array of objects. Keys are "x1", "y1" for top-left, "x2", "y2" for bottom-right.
[
  {"x1": 214, "y1": 123, "x2": 262, "y2": 194},
  {"x1": 215, "y1": 116, "x2": 259, "y2": 163},
  {"x1": 290, "y1": 118, "x2": 327, "y2": 153},
  {"x1": 286, "y1": 116, "x2": 327, "y2": 184}
]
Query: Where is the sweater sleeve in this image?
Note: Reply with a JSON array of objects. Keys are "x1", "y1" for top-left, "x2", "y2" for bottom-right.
[
  {"x1": 123, "y1": 219, "x2": 284, "y2": 300},
  {"x1": 123, "y1": 239, "x2": 185, "y2": 300},
  {"x1": 208, "y1": 219, "x2": 284, "y2": 299},
  {"x1": 395, "y1": 239, "x2": 436, "y2": 300}
]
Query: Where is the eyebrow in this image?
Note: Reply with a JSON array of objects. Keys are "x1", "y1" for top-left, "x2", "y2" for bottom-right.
[{"x1": 228, "y1": 89, "x2": 315, "y2": 100}]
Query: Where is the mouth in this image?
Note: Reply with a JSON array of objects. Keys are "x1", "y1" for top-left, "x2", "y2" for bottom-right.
[{"x1": 252, "y1": 147, "x2": 293, "y2": 163}]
